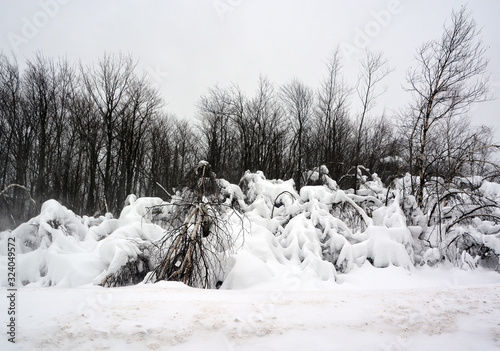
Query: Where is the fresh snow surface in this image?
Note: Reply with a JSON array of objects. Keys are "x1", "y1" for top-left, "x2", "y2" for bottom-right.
[{"x1": 1, "y1": 265, "x2": 500, "y2": 351}]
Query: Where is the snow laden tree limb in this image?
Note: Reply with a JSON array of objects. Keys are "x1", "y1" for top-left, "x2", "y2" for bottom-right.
[
  {"x1": 425, "y1": 175, "x2": 500, "y2": 228},
  {"x1": 426, "y1": 184, "x2": 499, "y2": 228},
  {"x1": 330, "y1": 193, "x2": 374, "y2": 231},
  {"x1": 427, "y1": 189, "x2": 463, "y2": 227},
  {"x1": 271, "y1": 191, "x2": 297, "y2": 219},
  {"x1": 446, "y1": 210, "x2": 500, "y2": 234}
]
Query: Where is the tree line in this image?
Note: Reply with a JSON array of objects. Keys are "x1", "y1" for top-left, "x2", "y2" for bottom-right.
[
  {"x1": 1, "y1": 7, "x2": 498, "y2": 230},
  {"x1": 0, "y1": 53, "x2": 198, "y2": 228}
]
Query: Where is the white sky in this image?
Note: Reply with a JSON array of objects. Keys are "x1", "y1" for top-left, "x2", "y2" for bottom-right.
[{"x1": 1, "y1": 0, "x2": 499, "y2": 140}]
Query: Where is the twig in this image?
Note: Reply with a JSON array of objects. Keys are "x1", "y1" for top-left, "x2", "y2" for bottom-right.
[{"x1": 156, "y1": 182, "x2": 173, "y2": 198}]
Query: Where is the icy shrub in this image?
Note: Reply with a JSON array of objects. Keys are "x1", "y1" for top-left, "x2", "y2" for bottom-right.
[
  {"x1": 277, "y1": 212, "x2": 337, "y2": 281},
  {"x1": 239, "y1": 171, "x2": 300, "y2": 217},
  {"x1": 17, "y1": 199, "x2": 88, "y2": 252}
]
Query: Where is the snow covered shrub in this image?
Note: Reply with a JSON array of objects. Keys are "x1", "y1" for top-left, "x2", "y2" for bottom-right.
[
  {"x1": 336, "y1": 194, "x2": 415, "y2": 271},
  {"x1": 276, "y1": 209, "x2": 337, "y2": 281},
  {"x1": 0, "y1": 200, "x2": 105, "y2": 287},
  {"x1": 147, "y1": 161, "x2": 242, "y2": 288},
  {"x1": 238, "y1": 170, "x2": 416, "y2": 278},
  {"x1": 443, "y1": 227, "x2": 499, "y2": 271},
  {"x1": 305, "y1": 165, "x2": 338, "y2": 190},
  {"x1": 17, "y1": 199, "x2": 88, "y2": 252},
  {"x1": 94, "y1": 196, "x2": 165, "y2": 287},
  {"x1": 239, "y1": 170, "x2": 299, "y2": 219},
  {"x1": 328, "y1": 168, "x2": 383, "y2": 232},
  {"x1": 395, "y1": 175, "x2": 500, "y2": 270}
]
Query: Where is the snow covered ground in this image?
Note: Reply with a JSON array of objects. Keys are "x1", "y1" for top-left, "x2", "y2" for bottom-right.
[{"x1": 2, "y1": 264, "x2": 500, "y2": 351}]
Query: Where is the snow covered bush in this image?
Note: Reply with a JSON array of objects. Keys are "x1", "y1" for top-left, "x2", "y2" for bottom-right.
[
  {"x1": 337, "y1": 197, "x2": 415, "y2": 271},
  {"x1": 94, "y1": 196, "x2": 166, "y2": 287},
  {"x1": 0, "y1": 200, "x2": 106, "y2": 287},
  {"x1": 237, "y1": 168, "x2": 415, "y2": 280},
  {"x1": 389, "y1": 175, "x2": 500, "y2": 270}
]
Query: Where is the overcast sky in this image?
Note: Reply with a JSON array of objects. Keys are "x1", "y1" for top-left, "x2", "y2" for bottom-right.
[{"x1": 1, "y1": 0, "x2": 499, "y2": 140}]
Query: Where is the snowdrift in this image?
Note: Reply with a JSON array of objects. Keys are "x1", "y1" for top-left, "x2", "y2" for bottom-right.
[{"x1": 1, "y1": 169, "x2": 499, "y2": 289}]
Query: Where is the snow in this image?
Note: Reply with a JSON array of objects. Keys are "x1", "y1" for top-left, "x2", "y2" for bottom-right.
[
  {"x1": 1, "y1": 266, "x2": 499, "y2": 350},
  {"x1": 1, "y1": 171, "x2": 500, "y2": 349}
]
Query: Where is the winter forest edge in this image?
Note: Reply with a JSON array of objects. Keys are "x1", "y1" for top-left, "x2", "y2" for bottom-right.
[{"x1": 1, "y1": 7, "x2": 500, "y2": 290}]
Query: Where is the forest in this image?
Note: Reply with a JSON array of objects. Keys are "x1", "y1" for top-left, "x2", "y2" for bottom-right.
[{"x1": 0, "y1": 7, "x2": 498, "y2": 232}]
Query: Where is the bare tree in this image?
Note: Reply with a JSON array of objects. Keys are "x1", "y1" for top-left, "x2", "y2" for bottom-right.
[
  {"x1": 314, "y1": 48, "x2": 352, "y2": 180},
  {"x1": 171, "y1": 118, "x2": 200, "y2": 187},
  {"x1": 81, "y1": 53, "x2": 136, "y2": 213},
  {"x1": 50, "y1": 59, "x2": 78, "y2": 207},
  {"x1": 144, "y1": 113, "x2": 176, "y2": 196},
  {"x1": 245, "y1": 76, "x2": 285, "y2": 179},
  {"x1": 71, "y1": 85, "x2": 103, "y2": 214},
  {"x1": 352, "y1": 50, "x2": 391, "y2": 193},
  {"x1": 405, "y1": 6, "x2": 490, "y2": 207},
  {"x1": 280, "y1": 79, "x2": 314, "y2": 189},
  {"x1": 0, "y1": 54, "x2": 21, "y2": 193},
  {"x1": 0, "y1": 54, "x2": 31, "y2": 226},
  {"x1": 116, "y1": 75, "x2": 162, "y2": 207},
  {"x1": 363, "y1": 116, "x2": 402, "y2": 183},
  {"x1": 197, "y1": 86, "x2": 237, "y2": 179},
  {"x1": 0, "y1": 54, "x2": 38, "y2": 224}
]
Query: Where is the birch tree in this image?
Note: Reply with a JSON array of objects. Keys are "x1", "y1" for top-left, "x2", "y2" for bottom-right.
[{"x1": 405, "y1": 7, "x2": 490, "y2": 207}]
